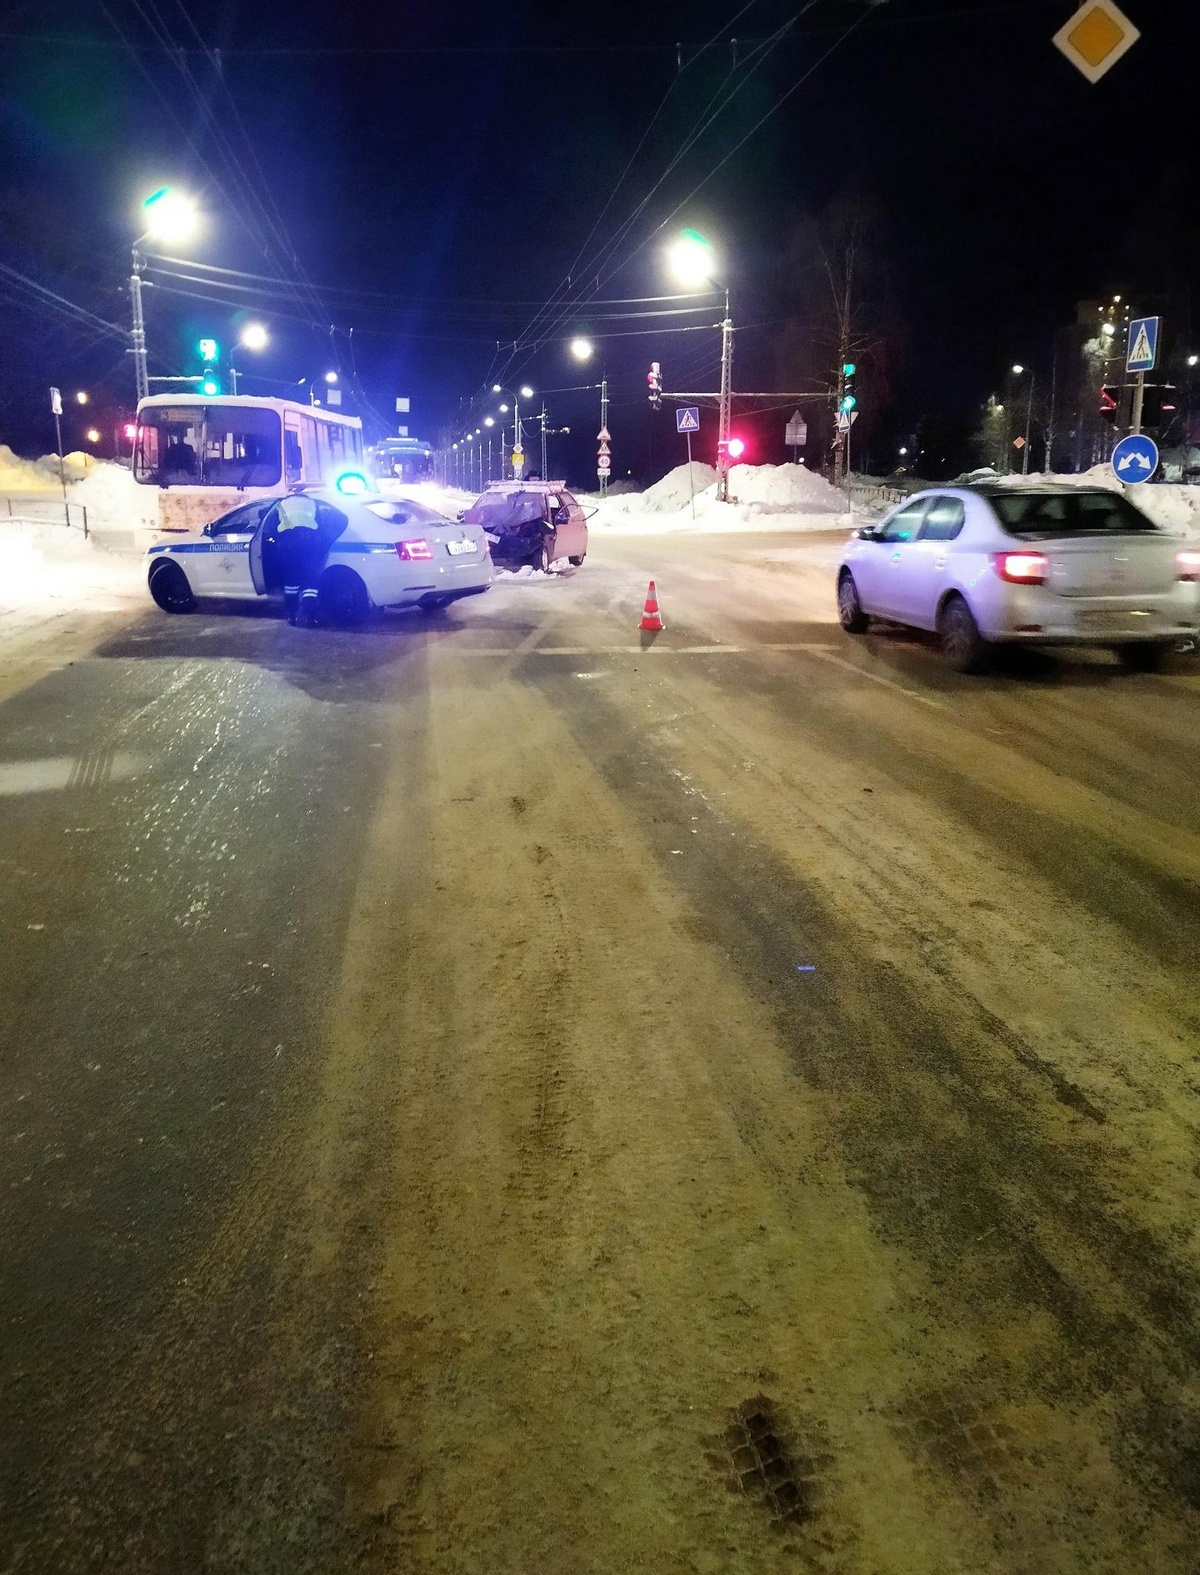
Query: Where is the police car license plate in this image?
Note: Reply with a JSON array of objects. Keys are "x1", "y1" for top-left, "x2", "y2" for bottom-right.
[
  {"x1": 1076, "y1": 608, "x2": 1154, "y2": 632},
  {"x1": 447, "y1": 539, "x2": 475, "y2": 556}
]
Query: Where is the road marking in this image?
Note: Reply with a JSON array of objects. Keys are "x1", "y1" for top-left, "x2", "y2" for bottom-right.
[
  {"x1": 444, "y1": 642, "x2": 838, "y2": 658},
  {"x1": 802, "y1": 647, "x2": 947, "y2": 709}
]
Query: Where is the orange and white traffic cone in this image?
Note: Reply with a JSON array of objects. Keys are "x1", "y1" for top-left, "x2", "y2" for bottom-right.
[{"x1": 640, "y1": 580, "x2": 665, "y2": 632}]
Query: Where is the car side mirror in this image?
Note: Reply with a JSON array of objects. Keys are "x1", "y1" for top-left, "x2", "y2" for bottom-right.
[
  {"x1": 857, "y1": 524, "x2": 880, "y2": 541},
  {"x1": 456, "y1": 510, "x2": 466, "y2": 522},
  {"x1": 202, "y1": 523, "x2": 214, "y2": 536}
]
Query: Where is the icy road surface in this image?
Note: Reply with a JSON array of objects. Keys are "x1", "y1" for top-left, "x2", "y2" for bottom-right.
[{"x1": 1, "y1": 526, "x2": 1199, "y2": 1573}]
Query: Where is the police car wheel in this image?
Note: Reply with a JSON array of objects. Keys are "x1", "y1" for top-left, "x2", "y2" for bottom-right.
[
  {"x1": 316, "y1": 566, "x2": 369, "y2": 627},
  {"x1": 149, "y1": 561, "x2": 197, "y2": 614}
]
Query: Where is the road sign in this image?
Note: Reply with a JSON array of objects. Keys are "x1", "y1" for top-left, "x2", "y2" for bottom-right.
[
  {"x1": 598, "y1": 440, "x2": 611, "y2": 455},
  {"x1": 1111, "y1": 433, "x2": 1158, "y2": 483},
  {"x1": 1052, "y1": 0, "x2": 1140, "y2": 83},
  {"x1": 396, "y1": 397, "x2": 410, "y2": 413},
  {"x1": 597, "y1": 425, "x2": 611, "y2": 442},
  {"x1": 49, "y1": 387, "x2": 62, "y2": 416},
  {"x1": 1126, "y1": 316, "x2": 1160, "y2": 373},
  {"x1": 1012, "y1": 436, "x2": 1026, "y2": 450},
  {"x1": 597, "y1": 455, "x2": 611, "y2": 474},
  {"x1": 835, "y1": 410, "x2": 859, "y2": 432},
  {"x1": 675, "y1": 407, "x2": 700, "y2": 434},
  {"x1": 785, "y1": 411, "x2": 807, "y2": 447}
]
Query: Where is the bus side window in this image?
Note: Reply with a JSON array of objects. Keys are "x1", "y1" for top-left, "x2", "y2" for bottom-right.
[
  {"x1": 301, "y1": 417, "x2": 320, "y2": 481},
  {"x1": 329, "y1": 425, "x2": 346, "y2": 471},
  {"x1": 285, "y1": 426, "x2": 303, "y2": 483},
  {"x1": 349, "y1": 428, "x2": 363, "y2": 464}
]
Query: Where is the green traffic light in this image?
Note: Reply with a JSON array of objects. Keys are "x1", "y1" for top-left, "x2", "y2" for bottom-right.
[
  {"x1": 841, "y1": 395, "x2": 857, "y2": 411},
  {"x1": 842, "y1": 362, "x2": 856, "y2": 376},
  {"x1": 201, "y1": 377, "x2": 220, "y2": 396},
  {"x1": 198, "y1": 338, "x2": 219, "y2": 363}
]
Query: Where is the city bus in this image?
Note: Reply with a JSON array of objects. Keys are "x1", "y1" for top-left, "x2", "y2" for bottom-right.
[
  {"x1": 369, "y1": 434, "x2": 435, "y2": 487},
  {"x1": 133, "y1": 393, "x2": 365, "y2": 533}
]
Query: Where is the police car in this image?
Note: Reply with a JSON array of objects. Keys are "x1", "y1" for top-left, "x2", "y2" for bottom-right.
[{"x1": 145, "y1": 476, "x2": 492, "y2": 623}]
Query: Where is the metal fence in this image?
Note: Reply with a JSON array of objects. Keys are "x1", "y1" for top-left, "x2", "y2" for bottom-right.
[{"x1": 1, "y1": 495, "x2": 89, "y2": 537}]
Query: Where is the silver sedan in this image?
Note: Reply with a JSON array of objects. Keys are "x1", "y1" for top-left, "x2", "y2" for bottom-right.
[{"x1": 836, "y1": 483, "x2": 1200, "y2": 671}]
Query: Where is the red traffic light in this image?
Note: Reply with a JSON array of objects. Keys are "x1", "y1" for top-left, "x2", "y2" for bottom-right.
[
  {"x1": 123, "y1": 423, "x2": 137, "y2": 440},
  {"x1": 726, "y1": 436, "x2": 745, "y2": 459}
]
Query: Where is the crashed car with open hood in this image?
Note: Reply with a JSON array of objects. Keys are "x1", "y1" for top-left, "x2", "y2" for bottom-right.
[{"x1": 461, "y1": 480, "x2": 588, "y2": 571}]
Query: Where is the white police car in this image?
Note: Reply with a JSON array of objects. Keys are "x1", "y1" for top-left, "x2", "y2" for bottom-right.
[{"x1": 145, "y1": 478, "x2": 492, "y2": 624}]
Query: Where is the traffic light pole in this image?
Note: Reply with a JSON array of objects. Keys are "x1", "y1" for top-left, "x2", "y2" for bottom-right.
[{"x1": 717, "y1": 288, "x2": 734, "y2": 503}]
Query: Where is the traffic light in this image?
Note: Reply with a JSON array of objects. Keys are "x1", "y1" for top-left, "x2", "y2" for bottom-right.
[
  {"x1": 197, "y1": 337, "x2": 221, "y2": 396},
  {"x1": 1099, "y1": 386, "x2": 1118, "y2": 422},
  {"x1": 717, "y1": 436, "x2": 746, "y2": 464},
  {"x1": 840, "y1": 360, "x2": 857, "y2": 412},
  {"x1": 647, "y1": 362, "x2": 662, "y2": 408}
]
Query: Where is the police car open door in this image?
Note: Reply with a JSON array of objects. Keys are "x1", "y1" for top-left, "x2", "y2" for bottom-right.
[{"x1": 249, "y1": 511, "x2": 270, "y2": 595}]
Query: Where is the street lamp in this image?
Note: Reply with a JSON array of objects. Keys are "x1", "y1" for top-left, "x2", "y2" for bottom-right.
[
  {"x1": 131, "y1": 187, "x2": 200, "y2": 402},
  {"x1": 666, "y1": 228, "x2": 734, "y2": 500},
  {"x1": 74, "y1": 391, "x2": 89, "y2": 406},
  {"x1": 1011, "y1": 364, "x2": 1034, "y2": 474},
  {"x1": 85, "y1": 428, "x2": 101, "y2": 444},
  {"x1": 492, "y1": 385, "x2": 534, "y2": 475},
  {"x1": 324, "y1": 370, "x2": 338, "y2": 384},
  {"x1": 230, "y1": 322, "x2": 270, "y2": 394},
  {"x1": 570, "y1": 337, "x2": 594, "y2": 362}
]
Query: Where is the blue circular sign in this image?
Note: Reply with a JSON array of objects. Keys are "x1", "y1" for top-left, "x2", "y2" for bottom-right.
[{"x1": 1111, "y1": 433, "x2": 1159, "y2": 484}]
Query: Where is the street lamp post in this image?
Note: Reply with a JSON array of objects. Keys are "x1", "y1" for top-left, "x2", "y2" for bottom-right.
[
  {"x1": 492, "y1": 385, "x2": 534, "y2": 475},
  {"x1": 666, "y1": 231, "x2": 733, "y2": 501},
  {"x1": 131, "y1": 188, "x2": 199, "y2": 402},
  {"x1": 1012, "y1": 364, "x2": 1034, "y2": 474}
]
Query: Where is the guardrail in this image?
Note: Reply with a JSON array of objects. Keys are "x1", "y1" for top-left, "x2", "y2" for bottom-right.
[
  {"x1": 1, "y1": 495, "x2": 89, "y2": 537},
  {"x1": 847, "y1": 479, "x2": 925, "y2": 510}
]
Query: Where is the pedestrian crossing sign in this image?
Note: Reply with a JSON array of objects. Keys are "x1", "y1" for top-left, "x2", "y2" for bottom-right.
[
  {"x1": 675, "y1": 407, "x2": 700, "y2": 433},
  {"x1": 1126, "y1": 316, "x2": 1159, "y2": 373}
]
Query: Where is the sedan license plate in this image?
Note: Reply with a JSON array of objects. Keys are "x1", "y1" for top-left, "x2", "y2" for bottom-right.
[
  {"x1": 1076, "y1": 608, "x2": 1155, "y2": 633},
  {"x1": 446, "y1": 538, "x2": 476, "y2": 556}
]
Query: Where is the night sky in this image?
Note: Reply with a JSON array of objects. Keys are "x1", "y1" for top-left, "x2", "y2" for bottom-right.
[{"x1": 0, "y1": 0, "x2": 1192, "y2": 481}]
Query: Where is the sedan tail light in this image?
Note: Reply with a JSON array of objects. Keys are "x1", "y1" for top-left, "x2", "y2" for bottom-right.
[
  {"x1": 396, "y1": 538, "x2": 433, "y2": 561},
  {"x1": 1176, "y1": 548, "x2": 1200, "y2": 582},
  {"x1": 992, "y1": 550, "x2": 1049, "y2": 585}
]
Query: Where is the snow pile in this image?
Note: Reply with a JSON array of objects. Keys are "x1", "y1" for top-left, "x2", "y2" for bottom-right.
[
  {"x1": 590, "y1": 460, "x2": 852, "y2": 534},
  {"x1": 66, "y1": 462, "x2": 158, "y2": 534},
  {"x1": 0, "y1": 445, "x2": 98, "y2": 493},
  {"x1": 601, "y1": 462, "x2": 716, "y2": 516},
  {"x1": 0, "y1": 519, "x2": 141, "y2": 611}
]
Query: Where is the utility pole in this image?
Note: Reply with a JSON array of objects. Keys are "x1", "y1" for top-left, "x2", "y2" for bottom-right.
[
  {"x1": 540, "y1": 402, "x2": 548, "y2": 479},
  {"x1": 717, "y1": 288, "x2": 734, "y2": 502},
  {"x1": 130, "y1": 249, "x2": 149, "y2": 404},
  {"x1": 599, "y1": 375, "x2": 609, "y2": 497},
  {"x1": 1022, "y1": 372, "x2": 1035, "y2": 473}
]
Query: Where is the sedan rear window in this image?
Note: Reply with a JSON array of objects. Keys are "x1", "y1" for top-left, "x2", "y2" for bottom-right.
[
  {"x1": 365, "y1": 499, "x2": 445, "y2": 525},
  {"x1": 988, "y1": 490, "x2": 1156, "y2": 538}
]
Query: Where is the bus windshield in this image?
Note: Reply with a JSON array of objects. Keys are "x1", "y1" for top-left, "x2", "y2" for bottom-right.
[{"x1": 135, "y1": 405, "x2": 282, "y2": 488}]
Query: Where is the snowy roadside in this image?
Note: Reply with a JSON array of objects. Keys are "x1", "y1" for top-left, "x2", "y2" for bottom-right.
[{"x1": 0, "y1": 519, "x2": 144, "y2": 705}]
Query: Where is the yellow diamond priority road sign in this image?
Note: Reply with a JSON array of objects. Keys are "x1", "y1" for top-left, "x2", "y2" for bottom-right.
[{"x1": 1053, "y1": 0, "x2": 1141, "y2": 83}]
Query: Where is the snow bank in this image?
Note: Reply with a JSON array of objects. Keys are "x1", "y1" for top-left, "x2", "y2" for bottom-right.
[
  {"x1": 0, "y1": 445, "x2": 98, "y2": 494},
  {"x1": 589, "y1": 461, "x2": 851, "y2": 535},
  {"x1": 0, "y1": 518, "x2": 140, "y2": 611}
]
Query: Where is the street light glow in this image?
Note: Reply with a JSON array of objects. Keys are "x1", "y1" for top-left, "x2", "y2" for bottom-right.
[
  {"x1": 85, "y1": 428, "x2": 101, "y2": 444},
  {"x1": 520, "y1": 385, "x2": 534, "y2": 399},
  {"x1": 484, "y1": 416, "x2": 495, "y2": 427},
  {"x1": 141, "y1": 187, "x2": 198, "y2": 243},
  {"x1": 570, "y1": 337, "x2": 594, "y2": 361},
  {"x1": 240, "y1": 323, "x2": 269, "y2": 351},
  {"x1": 1012, "y1": 364, "x2": 1025, "y2": 375},
  {"x1": 498, "y1": 403, "x2": 509, "y2": 413},
  {"x1": 1101, "y1": 322, "x2": 1115, "y2": 336},
  {"x1": 74, "y1": 391, "x2": 89, "y2": 405},
  {"x1": 667, "y1": 228, "x2": 716, "y2": 288},
  {"x1": 324, "y1": 370, "x2": 338, "y2": 384},
  {"x1": 1189, "y1": 355, "x2": 1199, "y2": 367}
]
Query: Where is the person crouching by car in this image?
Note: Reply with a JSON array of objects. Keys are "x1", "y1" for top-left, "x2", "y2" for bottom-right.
[{"x1": 275, "y1": 493, "x2": 344, "y2": 626}]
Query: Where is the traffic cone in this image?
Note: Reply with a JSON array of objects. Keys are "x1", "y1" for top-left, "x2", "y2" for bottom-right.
[{"x1": 640, "y1": 580, "x2": 665, "y2": 632}]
